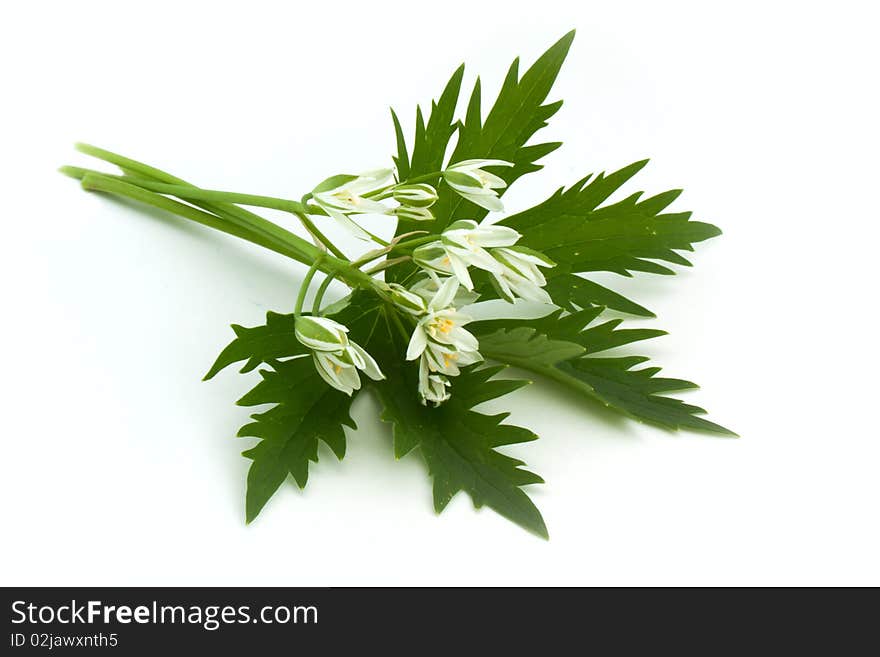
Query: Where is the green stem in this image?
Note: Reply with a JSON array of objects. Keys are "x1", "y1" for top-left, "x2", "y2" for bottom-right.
[
  {"x1": 363, "y1": 229, "x2": 390, "y2": 247},
  {"x1": 73, "y1": 171, "x2": 376, "y2": 292},
  {"x1": 71, "y1": 169, "x2": 314, "y2": 266},
  {"x1": 364, "y1": 256, "x2": 410, "y2": 275},
  {"x1": 110, "y1": 179, "x2": 312, "y2": 214},
  {"x1": 387, "y1": 305, "x2": 412, "y2": 342},
  {"x1": 87, "y1": 175, "x2": 349, "y2": 260},
  {"x1": 293, "y1": 211, "x2": 347, "y2": 260},
  {"x1": 295, "y1": 260, "x2": 322, "y2": 316},
  {"x1": 79, "y1": 174, "x2": 304, "y2": 261},
  {"x1": 312, "y1": 273, "x2": 337, "y2": 314},
  {"x1": 73, "y1": 145, "x2": 317, "y2": 264},
  {"x1": 390, "y1": 234, "x2": 438, "y2": 254}
]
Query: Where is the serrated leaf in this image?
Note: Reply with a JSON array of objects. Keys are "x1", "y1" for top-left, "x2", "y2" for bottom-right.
[
  {"x1": 473, "y1": 326, "x2": 585, "y2": 365},
  {"x1": 390, "y1": 31, "x2": 573, "y2": 250},
  {"x1": 427, "y1": 31, "x2": 574, "y2": 233},
  {"x1": 554, "y1": 356, "x2": 733, "y2": 435},
  {"x1": 472, "y1": 311, "x2": 734, "y2": 436},
  {"x1": 407, "y1": 64, "x2": 464, "y2": 178},
  {"x1": 501, "y1": 161, "x2": 723, "y2": 279},
  {"x1": 239, "y1": 357, "x2": 356, "y2": 522},
  {"x1": 543, "y1": 274, "x2": 655, "y2": 317},
  {"x1": 373, "y1": 316, "x2": 547, "y2": 538},
  {"x1": 390, "y1": 108, "x2": 410, "y2": 180},
  {"x1": 204, "y1": 311, "x2": 302, "y2": 380},
  {"x1": 206, "y1": 292, "x2": 384, "y2": 522}
]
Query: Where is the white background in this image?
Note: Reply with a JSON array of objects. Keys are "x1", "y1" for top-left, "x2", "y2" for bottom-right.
[{"x1": 2, "y1": 1, "x2": 878, "y2": 586}]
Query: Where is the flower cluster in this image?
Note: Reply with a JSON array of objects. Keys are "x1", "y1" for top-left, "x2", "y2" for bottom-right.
[
  {"x1": 307, "y1": 159, "x2": 514, "y2": 239},
  {"x1": 390, "y1": 277, "x2": 482, "y2": 405},
  {"x1": 413, "y1": 221, "x2": 555, "y2": 303},
  {"x1": 310, "y1": 172, "x2": 439, "y2": 240},
  {"x1": 300, "y1": 159, "x2": 554, "y2": 405}
]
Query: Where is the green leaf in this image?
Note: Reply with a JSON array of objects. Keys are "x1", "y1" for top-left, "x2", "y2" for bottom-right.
[
  {"x1": 428, "y1": 31, "x2": 574, "y2": 232},
  {"x1": 555, "y1": 356, "x2": 734, "y2": 435},
  {"x1": 543, "y1": 274, "x2": 655, "y2": 317},
  {"x1": 206, "y1": 292, "x2": 385, "y2": 522},
  {"x1": 388, "y1": 32, "x2": 575, "y2": 285},
  {"x1": 471, "y1": 326, "x2": 585, "y2": 366},
  {"x1": 390, "y1": 108, "x2": 410, "y2": 180},
  {"x1": 407, "y1": 64, "x2": 465, "y2": 178},
  {"x1": 473, "y1": 311, "x2": 734, "y2": 436},
  {"x1": 204, "y1": 311, "x2": 302, "y2": 380},
  {"x1": 373, "y1": 317, "x2": 547, "y2": 537},
  {"x1": 238, "y1": 357, "x2": 356, "y2": 522},
  {"x1": 501, "y1": 161, "x2": 723, "y2": 278}
]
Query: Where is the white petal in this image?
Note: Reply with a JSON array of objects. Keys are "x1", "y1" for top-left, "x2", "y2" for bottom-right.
[
  {"x1": 490, "y1": 271, "x2": 516, "y2": 303},
  {"x1": 431, "y1": 276, "x2": 459, "y2": 310},
  {"x1": 345, "y1": 344, "x2": 366, "y2": 370},
  {"x1": 313, "y1": 353, "x2": 354, "y2": 395},
  {"x1": 338, "y1": 363, "x2": 362, "y2": 391},
  {"x1": 450, "y1": 159, "x2": 514, "y2": 171},
  {"x1": 346, "y1": 168, "x2": 395, "y2": 194},
  {"x1": 511, "y1": 277, "x2": 553, "y2": 304},
  {"x1": 324, "y1": 206, "x2": 371, "y2": 241},
  {"x1": 351, "y1": 343, "x2": 385, "y2": 380},
  {"x1": 456, "y1": 349, "x2": 484, "y2": 366},
  {"x1": 350, "y1": 196, "x2": 393, "y2": 215},
  {"x1": 452, "y1": 328, "x2": 480, "y2": 352},
  {"x1": 466, "y1": 247, "x2": 505, "y2": 273},
  {"x1": 406, "y1": 327, "x2": 428, "y2": 360},
  {"x1": 419, "y1": 355, "x2": 430, "y2": 388},
  {"x1": 440, "y1": 227, "x2": 471, "y2": 249},
  {"x1": 459, "y1": 189, "x2": 504, "y2": 212},
  {"x1": 475, "y1": 225, "x2": 520, "y2": 247},
  {"x1": 447, "y1": 252, "x2": 474, "y2": 290},
  {"x1": 436, "y1": 309, "x2": 473, "y2": 325},
  {"x1": 480, "y1": 171, "x2": 508, "y2": 190}
]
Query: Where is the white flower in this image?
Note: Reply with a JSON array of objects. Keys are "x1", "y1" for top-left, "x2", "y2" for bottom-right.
[
  {"x1": 405, "y1": 277, "x2": 479, "y2": 361},
  {"x1": 387, "y1": 283, "x2": 428, "y2": 316},
  {"x1": 410, "y1": 274, "x2": 480, "y2": 308},
  {"x1": 411, "y1": 241, "x2": 453, "y2": 275},
  {"x1": 414, "y1": 219, "x2": 521, "y2": 290},
  {"x1": 295, "y1": 315, "x2": 349, "y2": 352},
  {"x1": 443, "y1": 159, "x2": 513, "y2": 212},
  {"x1": 393, "y1": 205, "x2": 435, "y2": 222},
  {"x1": 295, "y1": 315, "x2": 384, "y2": 395},
  {"x1": 311, "y1": 169, "x2": 394, "y2": 240},
  {"x1": 421, "y1": 339, "x2": 482, "y2": 378},
  {"x1": 392, "y1": 183, "x2": 438, "y2": 208},
  {"x1": 313, "y1": 350, "x2": 362, "y2": 395},
  {"x1": 489, "y1": 246, "x2": 556, "y2": 304},
  {"x1": 418, "y1": 357, "x2": 451, "y2": 406},
  {"x1": 312, "y1": 343, "x2": 384, "y2": 395}
]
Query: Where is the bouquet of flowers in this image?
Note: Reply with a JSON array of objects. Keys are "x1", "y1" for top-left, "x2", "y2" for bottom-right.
[{"x1": 61, "y1": 31, "x2": 732, "y2": 538}]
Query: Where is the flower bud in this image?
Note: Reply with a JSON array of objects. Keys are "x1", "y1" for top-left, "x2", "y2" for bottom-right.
[
  {"x1": 388, "y1": 283, "x2": 428, "y2": 315},
  {"x1": 412, "y1": 242, "x2": 452, "y2": 274},
  {"x1": 394, "y1": 205, "x2": 435, "y2": 222},
  {"x1": 392, "y1": 183, "x2": 438, "y2": 208},
  {"x1": 442, "y1": 159, "x2": 513, "y2": 211},
  {"x1": 294, "y1": 315, "x2": 349, "y2": 352}
]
